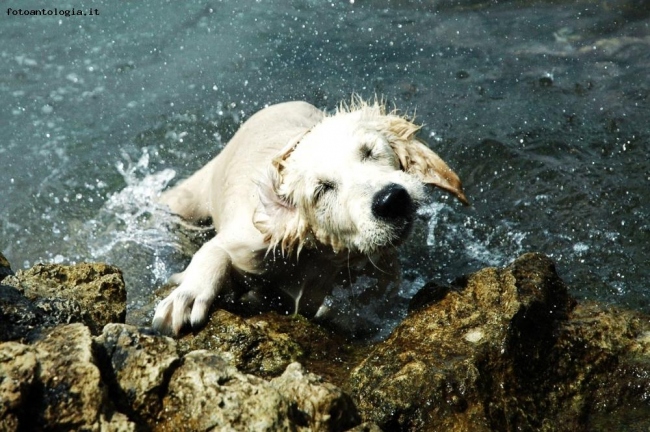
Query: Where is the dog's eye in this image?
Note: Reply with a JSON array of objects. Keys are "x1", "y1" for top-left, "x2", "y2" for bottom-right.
[
  {"x1": 360, "y1": 145, "x2": 375, "y2": 161},
  {"x1": 315, "y1": 180, "x2": 336, "y2": 201}
]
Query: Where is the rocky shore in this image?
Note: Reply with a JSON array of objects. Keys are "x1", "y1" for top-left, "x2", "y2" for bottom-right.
[{"x1": 2, "y1": 252, "x2": 650, "y2": 431}]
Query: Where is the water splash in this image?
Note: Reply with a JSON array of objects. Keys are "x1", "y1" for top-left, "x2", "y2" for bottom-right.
[
  {"x1": 421, "y1": 201, "x2": 527, "y2": 268},
  {"x1": 88, "y1": 150, "x2": 177, "y2": 257},
  {"x1": 320, "y1": 200, "x2": 529, "y2": 340},
  {"x1": 78, "y1": 148, "x2": 194, "y2": 302},
  {"x1": 321, "y1": 275, "x2": 425, "y2": 341}
]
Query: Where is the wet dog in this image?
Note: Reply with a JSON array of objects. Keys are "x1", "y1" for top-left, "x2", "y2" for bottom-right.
[{"x1": 153, "y1": 99, "x2": 467, "y2": 336}]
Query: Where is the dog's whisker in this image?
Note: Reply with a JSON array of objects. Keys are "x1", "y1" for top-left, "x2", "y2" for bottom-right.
[
  {"x1": 347, "y1": 250, "x2": 353, "y2": 287},
  {"x1": 367, "y1": 253, "x2": 391, "y2": 275}
]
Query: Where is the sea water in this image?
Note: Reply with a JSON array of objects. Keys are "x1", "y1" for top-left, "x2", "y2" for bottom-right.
[{"x1": 1, "y1": 0, "x2": 648, "y2": 334}]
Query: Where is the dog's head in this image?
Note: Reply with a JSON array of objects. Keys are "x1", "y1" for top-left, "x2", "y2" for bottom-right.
[{"x1": 254, "y1": 100, "x2": 468, "y2": 256}]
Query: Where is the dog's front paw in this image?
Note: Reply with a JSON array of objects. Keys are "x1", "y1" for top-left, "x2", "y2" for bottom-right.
[{"x1": 152, "y1": 283, "x2": 215, "y2": 336}]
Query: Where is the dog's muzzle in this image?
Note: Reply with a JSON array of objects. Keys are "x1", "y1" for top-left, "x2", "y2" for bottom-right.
[{"x1": 371, "y1": 183, "x2": 416, "y2": 235}]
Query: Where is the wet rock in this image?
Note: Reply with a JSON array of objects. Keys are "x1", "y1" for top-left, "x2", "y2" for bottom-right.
[
  {"x1": 1, "y1": 320, "x2": 360, "y2": 431},
  {"x1": 0, "y1": 323, "x2": 137, "y2": 431},
  {"x1": 407, "y1": 280, "x2": 452, "y2": 313},
  {"x1": 4, "y1": 253, "x2": 650, "y2": 431},
  {"x1": 0, "y1": 342, "x2": 37, "y2": 430},
  {"x1": 349, "y1": 253, "x2": 650, "y2": 431},
  {"x1": 176, "y1": 308, "x2": 362, "y2": 384},
  {"x1": 157, "y1": 350, "x2": 294, "y2": 431},
  {"x1": 246, "y1": 313, "x2": 363, "y2": 387},
  {"x1": 1, "y1": 258, "x2": 359, "y2": 431},
  {"x1": 270, "y1": 362, "x2": 361, "y2": 431},
  {"x1": 177, "y1": 309, "x2": 305, "y2": 378},
  {"x1": 158, "y1": 352, "x2": 361, "y2": 432},
  {"x1": 0, "y1": 252, "x2": 13, "y2": 281},
  {"x1": 3, "y1": 262, "x2": 126, "y2": 335},
  {"x1": 0, "y1": 285, "x2": 46, "y2": 342},
  {"x1": 346, "y1": 423, "x2": 384, "y2": 432},
  {"x1": 550, "y1": 302, "x2": 650, "y2": 430},
  {"x1": 95, "y1": 323, "x2": 180, "y2": 427},
  {"x1": 33, "y1": 324, "x2": 107, "y2": 428}
]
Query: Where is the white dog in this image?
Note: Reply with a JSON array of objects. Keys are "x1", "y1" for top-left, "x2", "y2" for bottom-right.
[{"x1": 153, "y1": 99, "x2": 467, "y2": 336}]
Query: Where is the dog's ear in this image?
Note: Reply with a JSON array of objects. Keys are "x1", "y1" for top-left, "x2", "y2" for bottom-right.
[
  {"x1": 253, "y1": 132, "x2": 310, "y2": 255},
  {"x1": 384, "y1": 116, "x2": 469, "y2": 205}
]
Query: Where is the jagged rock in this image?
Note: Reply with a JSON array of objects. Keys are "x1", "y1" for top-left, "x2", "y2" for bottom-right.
[
  {"x1": 158, "y1": 352, "x2": 362, "y2": 432},
  {"x1": 95, "y1": 323, "x2": 180, "y2": 427},
  {"x1": 244, "y1": 313, "x2": 361, "y2": 386},
  {"x1": 4, "y1": 253, "x2": 650, "y2": 431},
  {"x1": 177, "y1": 309, "x2": 305, "y2": 378},
  {"x1": 0, "y1": 258, "x2": 359, "y2": 431},
  {"x1": 543, "y1": 302, "x2": 650, "y2": 430},
  {"x1": 1, "y1": 321, "x2": 360, "y2": 432},
  {"x1": 0, "y1": 285, "x2": 46, "y2": 342},
  {"x1": 174, "y1": 308, "x2": 358, "y2": 384},
  {"x1": 3, "y1": 262, "x2": 126, "y2": 335},
  {"x1": 269, "y1": 362, "x2": 361, "y2": 431},
  {"x1": 348, "y1": 253, "x2": 650, "y2": 431},
  {"x1": 32, "y1": 324, "x2": 116, "y2": 429},
  {"x1": 346, "y1": 423, "x2": 384, "y2": 432},
  {"x1": 157, "y1": 350, "x2": 294, "y2": 431},
  {"x1": 0, "y1": 252, "x2": 13, "y2": 282},
  {"x1": 0, "y1": 323, "x2": 137, "y2": 431},
  {"x1": 0, "y1": 342, "x2": 37, "y2": 430}
]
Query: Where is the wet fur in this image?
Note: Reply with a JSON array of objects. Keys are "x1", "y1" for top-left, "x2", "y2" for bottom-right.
[{"x1": 152, "y1": 99, "x2": 467, "y2": 336}]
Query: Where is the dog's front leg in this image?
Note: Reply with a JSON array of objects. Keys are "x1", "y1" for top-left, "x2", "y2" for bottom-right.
[{"x1": 152, "y1": 236, "x2": 232, "y2": 336}]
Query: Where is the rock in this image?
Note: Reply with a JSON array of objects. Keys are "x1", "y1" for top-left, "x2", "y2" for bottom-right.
[
  {"x1": 157, "y1": 350, "x2": 294, "y2": 431},
  {"x1": 1, "y1": 266, "x2": 359, "y2": 431},
  {"x1": 0, "y1": 323, "x2": 137, "y2": 431},
  {"x1": 0, "y1": 342, "x2": 37, "y2": 430},
  {"x1": 346, "y1": 423, "x2": 384, "y2": 432},
  {"x1": 95, "y1": 323, "x2": 180, "y2": 427},
  {"x1": 246, "y1": 313, "x2": 363, "y2": 387},
  {"x1": 269, "y1": 362, "x2": 361, "y2": 431},
  {"x1": 546, "y1": 302, "x2": 650, "y2": 430},
  {"x1": 407, "y1": 280, "x2": 452, "y2": 313},
  {"x1": 33, "y1": 324, "x2": 107, "y2": 428},
  {"x1": 348, "y1": 253, "x2": 650, "y2": 431},
  {"x1": 3, "y1": 262, "x2": 126, "y2": 335},
  {"x1": 0, "y1": 284, "x2": 46, "y2": 342},
  {"x1": 158, "y1": 352, "x2": 361, "y2": 432},
  {"x1": 4, "y1": 253, "x2": 650, "y2": 431},
  {"x1": 177, "y1": 309, "x2": 304, "y2": 378},
  {"x1": 176, "y1": 309, "x2": 359, "y2": 385},
  {"x1": 0, "y1": 252, "x2": 13, "y2": 281},
  {"x1": 351, "y1": 260, "x2": 523, "y2": 430}
]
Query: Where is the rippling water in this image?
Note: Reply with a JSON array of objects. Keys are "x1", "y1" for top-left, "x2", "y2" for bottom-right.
[{"x1": 2, "y1": 1, "x2": 649, "y2": 331}]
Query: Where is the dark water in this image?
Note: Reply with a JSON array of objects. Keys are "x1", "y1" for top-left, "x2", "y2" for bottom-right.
[{"x1": 2, "y1": 1, "x2": 649, "y2": 331}]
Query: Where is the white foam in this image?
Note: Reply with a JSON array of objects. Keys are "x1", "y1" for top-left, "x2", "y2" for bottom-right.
[
  {"x1": 573, "y1": 242, "x2": 590, "y2": 254},
  {"x1": 422, "y1": 201, "x2": 526, "y2": 268},
  {"x1": 86, "y1": 149, "x2": 178, "y2": 258}
]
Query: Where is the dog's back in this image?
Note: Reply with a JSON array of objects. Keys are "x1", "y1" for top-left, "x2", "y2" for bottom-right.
[{"x1": 160, "y1": 101, "x2": 324, "y2": 231}]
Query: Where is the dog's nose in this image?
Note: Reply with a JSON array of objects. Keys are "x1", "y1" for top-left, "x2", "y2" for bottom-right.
[{"x1": 372, "y1": 184, "x2": 414, "y2": 221}]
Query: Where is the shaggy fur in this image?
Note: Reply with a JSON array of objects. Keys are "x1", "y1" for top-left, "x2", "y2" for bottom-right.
[{"x1": 152, "y1": 99, "x2": 467, "y2": 336}]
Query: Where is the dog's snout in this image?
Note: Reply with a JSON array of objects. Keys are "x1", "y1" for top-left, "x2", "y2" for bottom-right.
[{"x1": 372, "y1": 183, "x2": 414, "y2": 221}]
